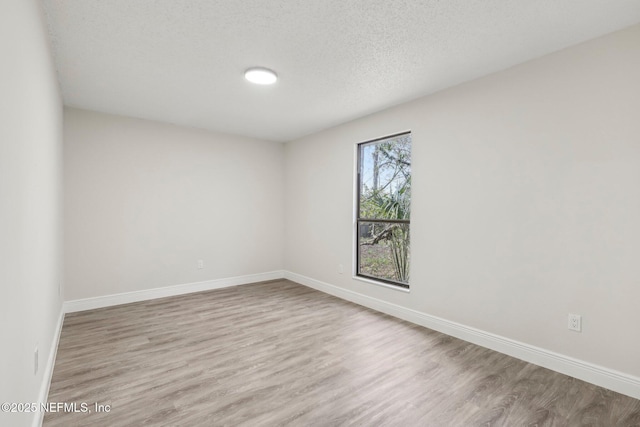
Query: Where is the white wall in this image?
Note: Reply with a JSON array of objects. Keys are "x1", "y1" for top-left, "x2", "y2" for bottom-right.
[
  {"x1": 64, "y1": 108, "x2": 284, "y2": 300},
  {"x1": 285, "y1": 24, "x2": 640, "y2": 378},
  {"x1": 0, "y1": 0, "x2": 64, "y2": 426},
  {"x1": 4, "y1": 4, "x2": 635, "y2": 416}
]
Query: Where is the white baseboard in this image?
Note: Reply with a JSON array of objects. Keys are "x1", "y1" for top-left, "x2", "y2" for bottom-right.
[
  {"x1": 284, "y1": 271, "x2": 640, "y2": 400},
  {"x1": 32, "y1": 306, "x2": 65, "y2": 427},
  {"x1": 64, "y1": 271, "x2": 285, "y2": 313}
]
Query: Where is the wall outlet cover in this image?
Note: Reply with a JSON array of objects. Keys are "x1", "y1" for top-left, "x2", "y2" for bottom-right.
[{"x1": 568, "y1": 313, "x2": 582, "y2": 332}]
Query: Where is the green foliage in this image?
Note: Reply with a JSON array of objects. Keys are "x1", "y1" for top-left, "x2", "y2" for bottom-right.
[
  {"x1": 390, "y1": 225, "x2": 410, "y2": 283},
  {"x1": 359, "y1": 135, "x2": 411, "y2": 284}
]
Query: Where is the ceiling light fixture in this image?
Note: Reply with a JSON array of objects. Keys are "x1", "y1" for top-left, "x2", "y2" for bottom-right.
[{"x1": 244, "y1": 67, "x2": 278, "y2": 85}]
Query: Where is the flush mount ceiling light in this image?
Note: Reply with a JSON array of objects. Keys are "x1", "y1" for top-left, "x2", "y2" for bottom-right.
[{"x1": 244, "y1": 67, "x2": 278, "y2": 85}]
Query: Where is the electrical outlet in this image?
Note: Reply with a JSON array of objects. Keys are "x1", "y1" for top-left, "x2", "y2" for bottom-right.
[
  {"x1": 338, "y1": 264, "x2": 344, "y2": 274},
  {"x1": 568, "y1": 314, "x2": 582, "y2": 332},
  {"x1": 34, "y1": 347, "x2": 38, "y2": 375},
  {"x1": 197, "y1": 259, "x2": 204, "y2": 269}
]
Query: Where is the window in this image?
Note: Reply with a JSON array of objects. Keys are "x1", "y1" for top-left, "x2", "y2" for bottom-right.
[{"x1": 356, "y1": 132, "x2": 411, "y2": 288}]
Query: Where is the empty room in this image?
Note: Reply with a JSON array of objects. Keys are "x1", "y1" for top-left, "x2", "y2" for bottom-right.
[{"x1": 2, "y1": 0, "x2": 640, "y2": 426}]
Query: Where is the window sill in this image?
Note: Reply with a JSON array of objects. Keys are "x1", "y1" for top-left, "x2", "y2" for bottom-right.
[{"x1": 352, "y1": 275, "x2": 410, "y2": 293}]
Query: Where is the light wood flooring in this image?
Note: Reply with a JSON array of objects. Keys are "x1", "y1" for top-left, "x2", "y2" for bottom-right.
[{"x1": 45, "y1": 279, "x2": 640, "y2": 426}]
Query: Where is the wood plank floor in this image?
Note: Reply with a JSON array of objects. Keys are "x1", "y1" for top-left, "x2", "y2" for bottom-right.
[{"x1": 45, "y1": 280, "x2": 640, "y2": 426}]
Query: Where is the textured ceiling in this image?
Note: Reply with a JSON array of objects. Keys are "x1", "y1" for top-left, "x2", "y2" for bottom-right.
[{"x1": 43, "y1": 0, "x2": 640, "y2": 142}]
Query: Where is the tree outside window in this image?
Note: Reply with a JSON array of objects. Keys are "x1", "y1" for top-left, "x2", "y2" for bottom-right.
[{"x1": 356, "y1": 132, "x2": 411, "y2": 288}]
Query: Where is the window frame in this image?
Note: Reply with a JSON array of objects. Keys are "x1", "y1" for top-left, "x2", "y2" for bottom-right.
[{"x1": 355, "y1": 131, "x2": 411, "y2": 289}]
